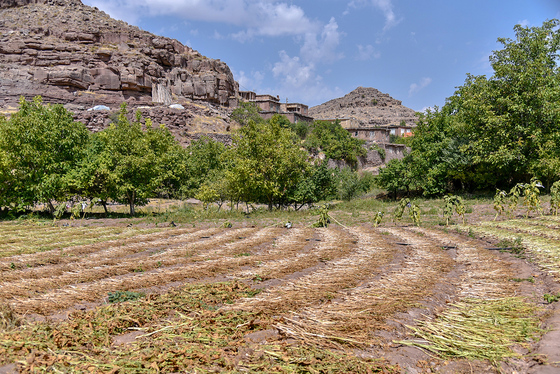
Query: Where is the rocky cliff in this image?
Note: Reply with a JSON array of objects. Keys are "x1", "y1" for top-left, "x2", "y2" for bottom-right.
[
  {"x1": 309, "y1": 87, "x2": 418, "y2": 128},
  {"x1": 0, "y1": 0, "x2": 238, "y2": 109}
]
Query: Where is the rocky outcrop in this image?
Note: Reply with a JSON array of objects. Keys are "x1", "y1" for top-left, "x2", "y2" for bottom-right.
[
  {"x1": 65, "y1": 102, "x2": 237, "y2": 146},
  {"x1": 0, "y1": 0, "x2": 238, "y2": 109},
  {"x1": 309, "y1": 87, "x2": 418, "y2": 128}
]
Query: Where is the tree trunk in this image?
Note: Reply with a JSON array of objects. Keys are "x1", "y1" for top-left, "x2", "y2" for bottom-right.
[
  {"x1": 101, "y1": 201, "x2": 109, "y2": 216},
  {"x1": 47, "y1": 200, "x2": 56, "y2": 215},
  {"x1": 129, "y1": 191, "x2": 136, "y2": 216}
]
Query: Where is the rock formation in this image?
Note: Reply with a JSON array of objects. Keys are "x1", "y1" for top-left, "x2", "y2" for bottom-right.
[
  {"x1": 309, "y1": 87, "x2": 418, "y2": 127},
  {"x1": 0, "y1": 0, "x2": 238, "y2": 109}
]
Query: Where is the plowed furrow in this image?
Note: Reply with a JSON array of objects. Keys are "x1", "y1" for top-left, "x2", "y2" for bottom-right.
[
  {"x1": 0, "y1": 227, "x2": 219, "y2": 280},
  {"x1": 0, "y1": 228, "x2": 261, "y2": 301},
  {"x1": 407, "y1": 227, "x2": 514, "y2": 299},
  {"x1": 462, "y1": 224, "x2": 560, "y2": 278},
  {"x1": 481, "y1": 220, "x2": 560, "y2": 240},
  {"x1": 0, "y1": 227, "x2": 165, "y2": 257},
  {"x1": 232, "y1": 227, "x2": 348, "y2": 280},
  {"x1": 228, "y1": 226, "x2": 388, "y2": 315},
  {"x1": 5, "y1": 228, "x2": 290, "y2": 314},
  {"x1": 274, "y1": 227, "x2": 455, "y2": 346},
  {"x1": 0, "y1": 227, "x2": 199, "y2": 268}
]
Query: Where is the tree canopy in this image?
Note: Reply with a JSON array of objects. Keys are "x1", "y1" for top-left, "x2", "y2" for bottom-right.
[{"x1": 377, "y1": 19, "x2": 560, "y2": 196}]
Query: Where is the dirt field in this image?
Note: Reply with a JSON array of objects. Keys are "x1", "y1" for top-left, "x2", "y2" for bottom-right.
[{"x1": 1, "y1": 212, "x2": 559, "y2": 373}]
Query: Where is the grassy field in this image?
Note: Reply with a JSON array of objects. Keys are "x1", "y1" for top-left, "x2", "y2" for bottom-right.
[{"x1": 0, "y1": 195, "x2": 559, "y2": 373}]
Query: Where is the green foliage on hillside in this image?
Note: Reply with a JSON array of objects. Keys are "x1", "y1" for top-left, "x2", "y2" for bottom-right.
[
  {"x1": 305, "y1": 120, "x2": 366, "y2": 167},
  {"x1": 377, "y1": 19, "x2": 560, "y2": 196}
]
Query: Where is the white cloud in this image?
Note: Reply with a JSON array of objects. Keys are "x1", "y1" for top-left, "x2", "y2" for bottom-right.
[
  {"x1": 518, "y1": 19, "x2": 530, "y2": 27},
  {"x1": 409, "y1": 77, "x2": 432, "y2": 96},
  {"x1": 270, "y1": 18, "x2": 344, "y2": 103},
  {"x1": 346, "y1": 0, "x2": 401, "y2": 31},
  {"x1": 356, "y1": 44, "x2": 380, "y2": 60},
  {"x1": 84, "y1": 0, "x2": 320, "y2": 38},
  {"x1": 236, "y1": 70, "x2": 265, "y2": 92},
  {"x1": 272, "y1": 51, "x2": 315, "y2": 89},
  {"x1": 300, "y1": 18, "x2": 344, "y2": 64}
]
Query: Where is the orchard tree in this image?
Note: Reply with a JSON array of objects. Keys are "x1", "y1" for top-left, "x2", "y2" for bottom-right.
[
  {"x1": 0, "y1": 96, "x2": 89, "y2": 213},
  {"x1": 230, "y1": 102, "x2": 264, "y2": 126},
  {"x1": 96, "y1": 104, "x2": 183, "y2": 216},
  {"x1": 225, "y1": 115, "x2": 310, "y2": 210},
  {"x1": 455, "y1": 19, "x2": 560, "y2": 187},
  {"x1": 183, "y1": 137, "x2": 226, "y2": 197}
]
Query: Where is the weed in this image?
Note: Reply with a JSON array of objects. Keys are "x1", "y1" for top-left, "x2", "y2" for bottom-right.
[
  {"x1": 544, "y1": 293, "x2": 560, "y2": 303},
  {"x1": 9, "y1": 262, "x2": 16, "y2": 270},
  {"x1": 509, "y1": 277, "x2": 535, "y2": 283},
  {"x1": 234, "y1": 252, "x2": 251, "y2": 258},
  {"x1": 0, "y1": 304, "x2": 22, "y2": 331},
  {"x1": 107, "y1": 290, "x2": 145, "y2": 303},
  {"x1": 497, "y1": 237, "x2": 524, "y2": 254}
]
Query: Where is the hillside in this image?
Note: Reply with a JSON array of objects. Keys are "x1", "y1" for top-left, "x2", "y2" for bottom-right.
[
  {"x1": 309, "y1": 87, "x2": 418, "y2": 128},
  {"x1": 0, "y1": 0, "x2": 239, "y2": 140}
]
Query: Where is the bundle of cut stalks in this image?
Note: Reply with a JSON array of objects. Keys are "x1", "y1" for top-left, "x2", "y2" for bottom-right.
[{"x1": 398, "y1": 297, "x2": 542, "y2": 363}]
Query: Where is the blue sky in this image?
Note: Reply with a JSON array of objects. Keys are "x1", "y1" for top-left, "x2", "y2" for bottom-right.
[{"x1": 82, "y1": 0, "x2": 559, "y2": 111}]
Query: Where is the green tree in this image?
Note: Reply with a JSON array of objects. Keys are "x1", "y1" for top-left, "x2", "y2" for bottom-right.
[
  {"x1": 184, "y1": 137, "x2": 226, "y2": 197},
  {"x1": 376, "y1": 20, "x2": 560, "y2": 196},
  {"x1": 230, "y1": 102, "x2": 264, "y2": 126},
  {"x1": 0, "y1": 97, "x2": 89, "y2": 213},
  {"x1": 69, "y1": 132, "x2": 115, "y2": 215},
  {"x1": 225, "y1": 115, "x2": 310, "y2": 210},
  {"x1": 288, "y1": 162, "x2": 337, "y2": 210},
  {"x1": 305, "y1": 120, "x2": 366, "y2": 167},
  {"x1": 455, "y1": 19, "x2": 560, "y2": 187},
  {"x1": 96, "y1": 104, "x2": 182, "y2": 216}
]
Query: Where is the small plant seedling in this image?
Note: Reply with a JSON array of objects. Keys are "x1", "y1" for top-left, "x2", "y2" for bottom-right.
[
  {"x1": 314, "y1": 204, "x2": 331, "y2": 228},
  {"x1": 550, "y1": 180, "x2": 560, "y2": 216},
  {"x1": 9, "y1": 262, "x2": 16, "y2": 270},
  {"x1": 443, "y1": 195, "x2": 466, "y2": 225},
  {"x1": 510, "y1": 277, "x2": 535, "y2": 283},
  {"x1": 373, "y1": 211, "x2": 384, "y2": 227},
  {"x1": 253, "y1": 274, "x2": 263, "y2": 282},
  {"x1": 523, "y1": 177, "x2": 544, "y2": 218},
  {"x1": 493, "y1": 189, "x2": 508, "y2": 220},
  {"x1": 394, "y1": 198, "x2": 421, "y2": 226}
]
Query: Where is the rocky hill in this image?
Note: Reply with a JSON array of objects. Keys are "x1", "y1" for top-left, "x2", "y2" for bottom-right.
[
  {"x1": 0, "y1": 0, "x2": 239, "y2": 140},
  {"x1": 309, "y1": 87, "x2": 418, "y2": 128}
]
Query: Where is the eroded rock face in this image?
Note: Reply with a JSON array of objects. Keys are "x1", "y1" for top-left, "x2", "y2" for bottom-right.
[
  {"x1": 309, "y1": 87, "x2": 418, "y2": 127},
  {"x1": 0, "y1": 0, "x2": 239, "y2": 108}
]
